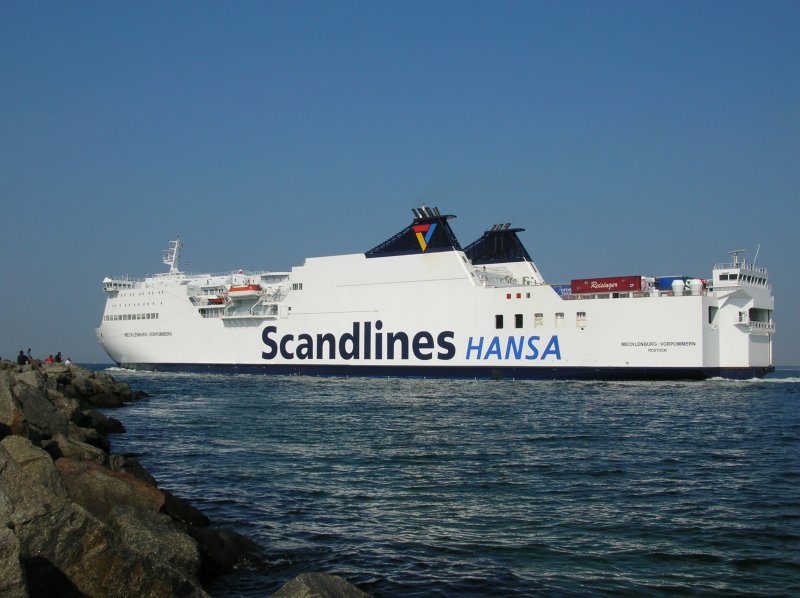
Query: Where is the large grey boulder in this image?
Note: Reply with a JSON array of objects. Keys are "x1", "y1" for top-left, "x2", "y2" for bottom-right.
[
  {"x1": 0, "y1": 491, "x2": 28, "y2": 598},
  {"x1": 271, "y1": 572, "x2": 373, "y2": 598},
  {"x1": 0, "y1": 370, "x2": 27, "y2": 438},
  {"x1": 2, "y1": 368, "x2": 69, "y2": 442},
  {"x1": 1, "y1": 435, "x2": 67, "y2": 497},
  {"x1": 187, "y1": 525, "x2": 261, "y2": 579},
  {"x1": 43, "y1": 430, "x2": 109, "y2": 464},
  {"x1": 108, "y1": 452, "x2": 158, "y2": 486},
  {"x1": 81, "y1": 408, "x2": 126, "y2": 434},
  {"x1": 1, "y1": 442, "x2": 210, "y2": 597},
  {"x1": 108, "y1": 505, "x2": 203, "y2": 580},
  {"x1": 55, "y1": 457, "x2": 166, "y2": 522}
]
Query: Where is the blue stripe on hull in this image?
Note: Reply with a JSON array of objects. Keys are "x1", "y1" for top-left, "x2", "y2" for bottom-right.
[{"x1": 118, "y1": 362, "x2": 774, "y2": 380}]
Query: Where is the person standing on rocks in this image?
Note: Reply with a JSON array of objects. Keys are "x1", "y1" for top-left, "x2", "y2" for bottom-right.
[{"x1": 17, "y1": 350, "x2": 29, "y2": 365}]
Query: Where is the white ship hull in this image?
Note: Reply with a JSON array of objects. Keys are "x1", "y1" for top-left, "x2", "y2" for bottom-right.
[{"x1": 96, "y1": 208, "x2": 774, "y2": 380}]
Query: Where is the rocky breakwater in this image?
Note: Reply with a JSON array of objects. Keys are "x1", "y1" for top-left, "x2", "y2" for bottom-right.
[
  {"x1": 0, "y1": 361, "x2": 252, "y2": 597},
  {"x1": 0, "y1": 361, "x2": 372, "y2": 598}
]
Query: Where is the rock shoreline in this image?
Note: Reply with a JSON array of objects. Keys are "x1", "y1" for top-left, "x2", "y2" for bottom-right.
[{"x1": 0, "y1": 361, "x2": 371, "y2": 597}]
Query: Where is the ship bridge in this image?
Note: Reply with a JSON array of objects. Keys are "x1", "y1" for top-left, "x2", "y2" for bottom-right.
[
  {"x1": 712, "y1": 250, "x2": 770, "y2": 290},
  {"x1": 710, "y1": 250, "x2": 774, "y2": 335}
]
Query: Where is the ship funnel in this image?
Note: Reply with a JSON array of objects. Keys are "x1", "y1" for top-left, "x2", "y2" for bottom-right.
[{"x1": 414, "y1": 205, "x2": 442, "y2": 219}]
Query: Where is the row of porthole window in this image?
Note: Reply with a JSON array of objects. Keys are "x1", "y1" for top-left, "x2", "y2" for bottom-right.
[
  {"x1": 113, "y1": 303, "x2": 160, "y2": 308},
  {"x1": 496, "y1": 312, "x2": 587, "y2": 329},
  {"x1": 103, "y1": 313, "x2": 160, "y2": 321}
]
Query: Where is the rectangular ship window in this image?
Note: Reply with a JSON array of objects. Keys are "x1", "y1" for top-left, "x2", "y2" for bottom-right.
[
  {"x1": 495, "y1": 314, "x2": 504, "y2": 329},
  {"x1": 555, "y1": 312, "x2": 565, "y2": 327},
  {"x1": 515, "y1": 314, "x2": 523, "y2": 328},
  {"x1": 577, "y1": 311, "x2": 587, "y2": 327},
  {"x1": 534, "y1": 313, "x2": 543, "y2": 327}
]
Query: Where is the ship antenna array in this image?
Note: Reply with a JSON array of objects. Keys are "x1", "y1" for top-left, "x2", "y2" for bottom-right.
[
  {"x1": 163, "y1": 238, "x2": 183, "y2": 273},
  {"x1": 727, "y1": 248, "x2": 746, "y2": 268}
]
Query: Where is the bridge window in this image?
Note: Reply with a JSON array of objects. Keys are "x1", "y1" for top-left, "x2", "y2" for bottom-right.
[
  {"x1": 515, "y1": 314, "x2": 523, "y2": 328},
  {"x1": 495, "y1": 315, "x2": 504, "y2": 329}
]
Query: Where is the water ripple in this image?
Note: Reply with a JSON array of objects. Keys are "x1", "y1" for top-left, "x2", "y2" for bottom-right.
[{"x1": 102, "y1": 369, "x2": 800, "y2": 597}]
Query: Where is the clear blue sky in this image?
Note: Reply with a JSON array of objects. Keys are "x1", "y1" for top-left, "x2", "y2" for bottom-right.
[{"x1": 2, "y1": 1, "x2": 798, "y2": 365}]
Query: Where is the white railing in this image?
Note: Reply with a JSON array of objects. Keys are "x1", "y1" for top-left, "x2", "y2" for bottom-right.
[{"x1": 560, "y1": 290, "x2": 706, "y2": 301}]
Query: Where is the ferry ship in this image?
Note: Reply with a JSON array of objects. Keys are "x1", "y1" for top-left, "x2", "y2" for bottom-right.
[{"x1": 96, "y1": 206, "x2": 775, "y2": 379}]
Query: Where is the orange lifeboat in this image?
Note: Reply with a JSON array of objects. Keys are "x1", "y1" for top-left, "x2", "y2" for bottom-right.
[{"x1": 228, "y1": 284, "x2": 262, "y2": 298}]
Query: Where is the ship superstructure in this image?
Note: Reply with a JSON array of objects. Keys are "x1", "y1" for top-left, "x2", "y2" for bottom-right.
[{"x1": 97, "y1": 207, "x2": 774, "y2": 379}]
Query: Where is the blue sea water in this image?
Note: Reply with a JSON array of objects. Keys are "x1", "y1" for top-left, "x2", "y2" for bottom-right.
[{"x1": 99, "y1": 368, "x2": 800, "y2": 597}]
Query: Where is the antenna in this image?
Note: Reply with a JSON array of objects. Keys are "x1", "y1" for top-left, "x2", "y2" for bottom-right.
[
  {"x1": 727, "y1": 248, "x2": 745, "y2": 267},
  {"x1": 753, "y1": 243, "x2": 761, "y2": 265}
]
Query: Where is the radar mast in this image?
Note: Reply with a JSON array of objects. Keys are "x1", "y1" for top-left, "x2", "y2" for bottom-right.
[{"x1": 163, "y1": 238, "x2": 183, "y2": 273}]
